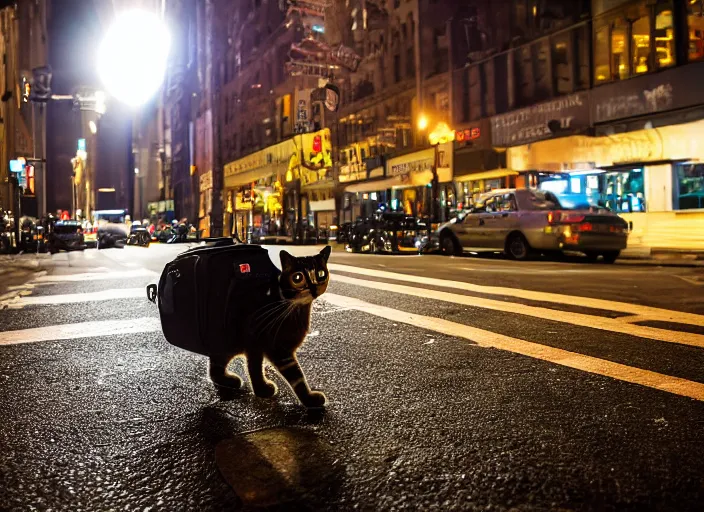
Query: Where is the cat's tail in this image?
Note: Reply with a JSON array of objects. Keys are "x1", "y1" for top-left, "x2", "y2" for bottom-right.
[{"x1": 146, "y1": 284, "x2": 157, "y2": 304}]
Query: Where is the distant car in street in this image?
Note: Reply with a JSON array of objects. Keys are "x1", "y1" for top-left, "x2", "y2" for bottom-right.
[
  {"x1": 436, "y1": 188, "x2": 629, "y2": 263},
  {"x1": 97, "y1": 224, "x2": 128, "y2": 249},
  {"x1": 47, "y1": 220, "x2": 86, "y2": 254}
]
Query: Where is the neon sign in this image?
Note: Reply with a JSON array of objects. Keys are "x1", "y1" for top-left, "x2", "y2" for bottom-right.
[{"x1": 455, "y1": 128, "x2": 481, "y2": 142}]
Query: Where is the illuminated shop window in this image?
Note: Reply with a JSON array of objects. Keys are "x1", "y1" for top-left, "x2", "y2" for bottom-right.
[{"x1": 674, "y1": 163, "x2": 704, "y2": 210}]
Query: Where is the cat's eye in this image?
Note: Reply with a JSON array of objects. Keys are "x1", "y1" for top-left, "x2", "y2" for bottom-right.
[
  {"x1": 317, "y1": 270, "x2": 326, "y2": 279},
  {"x1": 291, "y1": 272, "x2": 305, "y2": 286}
]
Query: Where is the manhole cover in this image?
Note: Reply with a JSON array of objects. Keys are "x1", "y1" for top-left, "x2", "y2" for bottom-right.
[{"x1": 215, "y1": 426, "x2": 342, "y2": 508}]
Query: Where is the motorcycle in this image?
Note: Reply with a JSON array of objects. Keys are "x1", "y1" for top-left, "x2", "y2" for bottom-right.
[{"x1": 126, "y1": 227, "x2": 151, "y2": 247}]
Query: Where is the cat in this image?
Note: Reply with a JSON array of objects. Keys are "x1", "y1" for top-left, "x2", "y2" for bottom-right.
[{"x1": 208, "y1": 245, "x2": 331, "y2": 408}]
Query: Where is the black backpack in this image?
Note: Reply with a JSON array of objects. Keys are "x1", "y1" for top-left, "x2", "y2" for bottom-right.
[{"x1": 146, "y1": 243, "x2": 280, "y2": 356}]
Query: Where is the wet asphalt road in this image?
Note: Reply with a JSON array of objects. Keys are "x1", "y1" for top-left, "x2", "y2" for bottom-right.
[{"x1": 0, "y1": 244, "x2": 703, "y2": 511}]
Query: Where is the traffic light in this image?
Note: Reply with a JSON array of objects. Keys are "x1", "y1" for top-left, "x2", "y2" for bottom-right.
[
  {"x1": 22, "y1": 77, "x2": 30, "y2": 103},
  {"x1": 30, "y1": 66, "x2": 52, "y2": 102},
  {"x1": 25, "y1": 165, "x2": 35, "y2": 196}
]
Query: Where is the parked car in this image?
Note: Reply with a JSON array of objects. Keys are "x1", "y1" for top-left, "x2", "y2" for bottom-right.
[
  {"x1": 436, "y1": 188, "x2": 629, "y2": 263},
  {"x1": 47, "y1": 220, "x2": 86, "y2": 253},
  {"x1": 346, "y1": 213, "x2": 429, "y2": 254}
]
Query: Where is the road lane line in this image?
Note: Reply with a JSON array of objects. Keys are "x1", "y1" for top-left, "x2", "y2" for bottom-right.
[
  {"x1": 0, "y1": 318, "x2": 162, "y2": 346},
  {"x1": 322, "y1": 293, "x2": 704, "y2": 402},
  {"x1": 328, "y1": 263, "x2": 704, "y2": 326},
  {"x1": 1, "y1": 288, "x2": 146, "y2": 308},
  {"x1": 331, "y1": 274, "x2": 704, "y2": 348},
  {"x1": 33, "y1": 268, "x2": 158, "y2": 283}
]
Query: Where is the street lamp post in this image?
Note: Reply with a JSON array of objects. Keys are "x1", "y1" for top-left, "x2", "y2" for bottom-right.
[{"x1": 428, "y1": 122, "x2": 455, "y2": 225}]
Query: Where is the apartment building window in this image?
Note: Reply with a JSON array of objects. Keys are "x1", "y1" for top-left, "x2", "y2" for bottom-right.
[
  {"x1": 688, "y1": 1, "x2": 704, "y2": 61},
  {"x1": 631, "y1": 15, "x2": 650, "y2": 74},
  {"x1": 406, "y1": 47, "x2": 415, "y2": 78},
  {"x1": 394, "y1": 54, "x2": 401, "y2": 83},
  {"x1": 611, "y1": 19, "x2": 628, "y2": 80},
  {"x1": 594, "y1": 27, "x2": 610, "y2": 83},
  {"x1": 593, "y1": 1, "x2": 679, "y2": 85},
  {"x1": 655, "y1": 5, "x2": 674, "y2": 69}
]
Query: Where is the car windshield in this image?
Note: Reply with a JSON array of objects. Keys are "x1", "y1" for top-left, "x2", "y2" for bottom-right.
[{"x1": 54, "y1": 223, "x2": 81, "y2": 234}]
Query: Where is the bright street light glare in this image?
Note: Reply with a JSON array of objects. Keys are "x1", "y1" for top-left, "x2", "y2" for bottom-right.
[
  {"x1": 89, "y1": 121, "x2": 97, "y2": 134},
  {"x1": 97, "y1": 10, "x2": 170, "y2": 107}
]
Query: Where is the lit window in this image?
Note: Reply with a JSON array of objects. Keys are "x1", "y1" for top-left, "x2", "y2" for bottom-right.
[
  {"x1": 655, "y1": 8, "x2": 674, "y2": 69},
  {"x1": 631, "y1": 16, "x2": 650, "y2": 75},
  {"x1": 688, "y1": 1, "x2": 704, "y2": 62},
  {"x1": 594, "y1": 27, "x2": 610, "y2": 83},
  {"x1": 611, "y1": 22, "x2": 628, "y2": 80}
]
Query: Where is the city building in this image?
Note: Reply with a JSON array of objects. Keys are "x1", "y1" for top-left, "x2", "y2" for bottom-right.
[
  {"x1": 0, "y1": 0, "x2": 50, "y2": 220},
  {"x1": 497, "y1": 0, "x2": 704, "y2": 250},
  {"x1": 329, "y1": 0, "x2": 459, "y2": 225},
  {"x1": 216, "y1": 0, "x2": 337, "y2": 242}
]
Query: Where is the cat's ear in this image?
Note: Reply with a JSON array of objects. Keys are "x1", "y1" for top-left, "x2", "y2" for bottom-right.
[
  {"x1": 319, "y1": 245, "x2": 332, "y2": 262},
  {"x1": 280, "y1": 250, "x2": 295, "y2": 269}
]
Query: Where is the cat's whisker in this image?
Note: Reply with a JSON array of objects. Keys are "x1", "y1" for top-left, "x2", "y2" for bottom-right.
[{"x1": 252, "y1": 301, "x2": 289, "y2": 326}]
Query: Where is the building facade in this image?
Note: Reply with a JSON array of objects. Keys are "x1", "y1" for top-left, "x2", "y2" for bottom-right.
[
  {"x1": 199, "y1": 0, "x2": 703, "y2": 251},
  {"x1": 1, "y1": 0, "x2": 50, "y2": 220}
]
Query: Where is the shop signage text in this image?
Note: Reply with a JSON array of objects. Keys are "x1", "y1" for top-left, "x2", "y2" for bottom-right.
[
  {"x1": 199, "y1": 170, "x2": 213, "y2": 191},
  {"x1": 455, "y1": 128, "x2": 481, "y2": 142},
  {"x1": 491, "y1": 91, "x2": 590, "y2": 147},
  {"x1": 590, "y1": 63, "x2": 704, "y2": 124},
  {"x1": 339, "y1": 162, "x2": 367, "y2": 183},
  {"x1": 389, "y1": 158, "x2": 433, "y2": 176}
]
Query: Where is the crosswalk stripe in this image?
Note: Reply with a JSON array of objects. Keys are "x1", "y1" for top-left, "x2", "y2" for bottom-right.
[
  {"x1": 2, "y1": 288, "x2": 146, "y2": 307},
  {"x1": 0, "y1": 317, "x2": 162, "y2": 345},
  {"x1": 322, "y1": 293, "x2": 704, "y2": 402},
  {"x1": 331, "y1": 274, "x2": 704, "y2": 349},
  {"x1": 328, "y1": 263, "x2": 704, "y2": 327},
  {"x1": 34, "y1": 269, "x2": 158, "y2": 283}
]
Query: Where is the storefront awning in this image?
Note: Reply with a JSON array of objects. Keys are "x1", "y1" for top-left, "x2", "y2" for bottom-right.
[
  {"x1": 309, "y1": 198, "x2": 336, "y2": 212},
  {"x1": 224, "y1": 165, "x2": 283, "y2": 189},
  {"x1": 454, "y1": 169, "x2": 518, "y2": 183},
  {"x1": 345, "y1": 176, "x2": 403, "y2": 193}
]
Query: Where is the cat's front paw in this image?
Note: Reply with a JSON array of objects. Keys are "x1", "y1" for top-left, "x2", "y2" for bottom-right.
[
  {"x1": 253, "y1": 381, "x2": 278, "y2": 398},
  {"x1": 300, "y1": 390, "x2": 327, "y2": 409},
  {"x1": 211, "y1": 374, "x2": 243, "y2": 390}
]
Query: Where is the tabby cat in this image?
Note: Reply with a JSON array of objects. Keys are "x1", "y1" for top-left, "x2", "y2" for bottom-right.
[{"x1": 209, "y1": 246, "x2": 331, "y2": 408}]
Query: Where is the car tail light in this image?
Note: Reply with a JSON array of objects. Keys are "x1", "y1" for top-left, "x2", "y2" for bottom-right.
[
  {"x1": 547, "y1": 211, "x2": 561, "y2": 224},
  {"x1": 578, "y1": 222, "x2": 593, "y2": 232}
]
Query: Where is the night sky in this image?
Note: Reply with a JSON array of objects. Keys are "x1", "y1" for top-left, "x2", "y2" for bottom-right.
[{"x1": 46, "y1": 0, "x2": 129, "y2": 214}]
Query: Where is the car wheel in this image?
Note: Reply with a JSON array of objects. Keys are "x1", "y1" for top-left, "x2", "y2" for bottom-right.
[
  {"x1": 506, "y1": 233, "x2": 531, "y2": 261},
  {"x1": 584, "y1": 251, "x2": 599, "y2": 263},
  {"x1": 601, "y1": 251, "x2": 620, "y2": 264},
  {"x1": 440, "y1": 233, "x2": 459, "y2": 256}
]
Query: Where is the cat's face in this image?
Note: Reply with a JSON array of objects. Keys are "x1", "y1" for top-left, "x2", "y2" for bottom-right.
[{"x1": 279, "y1": 246, "x2": 331, "y2": 304}]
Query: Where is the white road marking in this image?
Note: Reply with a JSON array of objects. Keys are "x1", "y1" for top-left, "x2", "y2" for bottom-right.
[
  {"x1": 2, "y1": 288, "x2": 146, "y2": 307},
  {"x1": 331, "y1": 274, "x2": 704, "y2": 349},
  {"x1": 322, "y1": 293, "x2": 704, "y2": 402},
  {"x1": 34, "y1": 268, "x2": 158, "y2": 283},
  {"x1": 0, "y1": 317, "x2": 162, "y2": 346},
  {"x1": 328, "y1": 263, "x2": 704, "y2": 327}
]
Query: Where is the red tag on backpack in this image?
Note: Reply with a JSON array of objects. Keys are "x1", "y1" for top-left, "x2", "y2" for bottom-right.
[{"x1": 239, "y1": 263, "x2": 251, "y2": 273}]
